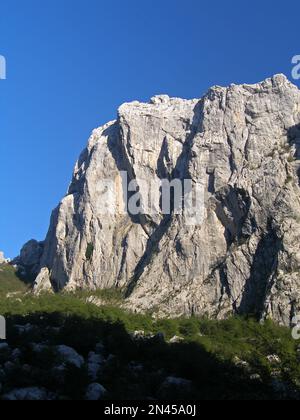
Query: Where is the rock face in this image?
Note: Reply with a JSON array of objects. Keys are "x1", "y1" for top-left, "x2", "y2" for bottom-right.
[
  {"x1": 26, "y1": 75, "x2": 300, "y2": 326},
  {"x1": 13, "y1": 240, "x2": 44, "y2": 280},
  {"x1": 0, "y1": 252, "x2": 6, "y2": 264},
  {"x1": 0, "y1": 251, "x2": 10, "y2": 264}
]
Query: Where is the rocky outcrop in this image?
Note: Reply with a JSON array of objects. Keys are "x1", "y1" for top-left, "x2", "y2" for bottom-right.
[
  {"x1": 22, "y1": 74, "x2": 300, "y2": 326},
  {"x1": 0, "y1": 252, "x2": 10, "y2": 265},
  {"x1": 13, "y1": 240, "x2": 44, "y2": 280},
  {"x1": 0, "y1": 252, "x2": 6, "y2": 264}
]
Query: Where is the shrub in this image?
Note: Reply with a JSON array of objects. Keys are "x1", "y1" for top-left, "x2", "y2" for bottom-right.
[
  {"x1": 85, "y1": 243, "x2": 94, "y2": 261},
  {"x1": 1, "y1": 273, "x2": 300, "y2": 399}
]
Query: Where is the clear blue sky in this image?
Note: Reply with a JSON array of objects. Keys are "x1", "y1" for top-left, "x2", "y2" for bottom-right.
[{"x1": 0, "y1": 0, "x2": 300, "y2": 258}]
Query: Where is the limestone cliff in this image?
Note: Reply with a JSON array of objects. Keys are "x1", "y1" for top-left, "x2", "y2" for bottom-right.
[{"x1": 21, "y1": 75, "x2": 300, "y2": 325}]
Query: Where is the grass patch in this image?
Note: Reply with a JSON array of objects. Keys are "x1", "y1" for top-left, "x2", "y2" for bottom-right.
[{"x1": 0, "y1": 264, "x2": 29, "y2": 297}]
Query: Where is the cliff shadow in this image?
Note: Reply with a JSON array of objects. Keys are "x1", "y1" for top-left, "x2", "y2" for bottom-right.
[
  {"x1": 1, "y1": 312, "x2": 284, "y2": 400},
  {"x1": 106, "y1": 122, "x2": 149, "y2": 227},
  {"x1": 125, "y1": 99, "x2": 205, "y2": 296},
  {"x1": 288, "y1": 123, "x2": 300, "y2": 184},
  {"x1": 238, "y1": 221, "x2": 282, "y2": 318}
]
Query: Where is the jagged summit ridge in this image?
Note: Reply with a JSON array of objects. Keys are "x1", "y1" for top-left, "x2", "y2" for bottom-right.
[{"x1": 17, "y1": 74, "x2": 300, "y2": 325}]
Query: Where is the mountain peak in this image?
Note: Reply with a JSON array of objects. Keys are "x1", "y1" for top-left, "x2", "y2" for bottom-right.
[{"x1": 16, "y1": 76, "x2": 300, "y2": 326}]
